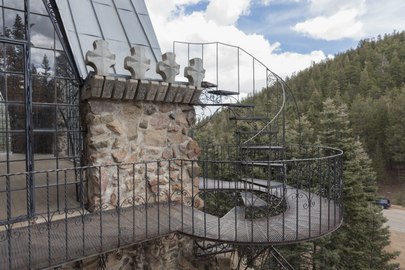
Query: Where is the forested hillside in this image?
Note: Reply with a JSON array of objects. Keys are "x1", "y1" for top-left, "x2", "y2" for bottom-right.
[
  {"x1": 195, "y1": 31, "x2": 405, "y2": 269},
  {"x1": 198, "y1": 31, "x2": 405, "y2": 196},
  {"x1": 286, "y1": 31, "x2": 405, "y2": 183}
]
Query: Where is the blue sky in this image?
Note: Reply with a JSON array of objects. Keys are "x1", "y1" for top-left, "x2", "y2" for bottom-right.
[{"x1": 145, "y1": 0, "x2": 405, "y2": 77}]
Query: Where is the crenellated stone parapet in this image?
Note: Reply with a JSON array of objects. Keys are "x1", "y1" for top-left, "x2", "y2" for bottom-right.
[
  {"x1": 81, "y1": 74, "x2": 202, "y2": 105},
  {"x1": 81, "y1": 40, "x2": 203, "y2": 209},
  {"x1": 82, "y1": 39, "x2": 204, "y2": 105}
]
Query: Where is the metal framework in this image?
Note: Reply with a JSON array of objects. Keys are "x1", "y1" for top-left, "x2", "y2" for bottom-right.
[{"x1": 0, "y1": 1, "x2": 343, "y2": 269}]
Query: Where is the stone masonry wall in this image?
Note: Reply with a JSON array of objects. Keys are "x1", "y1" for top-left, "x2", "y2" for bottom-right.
[{"x1": 83, "y1": 100, "x2": 202, "y2": 209}]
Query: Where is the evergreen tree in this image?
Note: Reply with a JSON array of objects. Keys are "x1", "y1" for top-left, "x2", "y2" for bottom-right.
[{"x1": 313, "y1": 98, "x2": 398, "y2": 269}]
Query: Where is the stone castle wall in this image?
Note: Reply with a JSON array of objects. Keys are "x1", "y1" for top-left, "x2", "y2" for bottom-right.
[{"x1": 83, "y1": 99, "x2": 202, "y2": 209}]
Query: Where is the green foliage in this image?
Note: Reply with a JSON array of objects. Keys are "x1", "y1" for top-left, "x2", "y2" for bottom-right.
[{"x1": 195, "y1": 32, "x2": 405, "y2": 269}]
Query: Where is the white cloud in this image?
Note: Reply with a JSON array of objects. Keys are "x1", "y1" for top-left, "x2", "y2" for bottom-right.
[
  {"x1": 361, "y1": 0, "x2": 405, "y2": 38},
  {"x1": 145, "y1": 0, "x2": 329, "y2": 82},
  {"x1": 205, "y1": 0, "x2": 251, "y2": 25},
  {"x1": 292, "y1": 8, "x2": 364, "y2": 40},
  {"x1": 308, "y1": 0, "x2": 365, "y2": 15}
]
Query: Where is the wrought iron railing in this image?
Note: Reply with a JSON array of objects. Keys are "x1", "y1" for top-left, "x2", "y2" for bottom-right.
[{"x1": 0, "y1": 144, "x2": 342, "y2": 269}]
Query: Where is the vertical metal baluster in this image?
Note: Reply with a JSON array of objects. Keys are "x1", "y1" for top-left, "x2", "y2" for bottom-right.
[
  {"x1": 80, "y1": 167, "x2": 85, "y2": 256},
  {"x1": 64, "y1": 170, "x2": 68, "y2": 260},
  {"x1": 145, "y1": 163, "x2": 148, "y2": 238},
  {"x1": 157, "y1": 161, "x2": 160, "y2": 235},
  {"x1": 296, "y1": 162, "x2": 299, "y2": 240},
  {"x1": 191, "y1": 160, "x2": 195, "y2": 236},
  {"x1": 98, "y1": 166, "x2": 103, "y2": 252},
  {"x1": 117, "y1": 165, "x2": 121, "y2": 247},
  {"x1": 6, "y1": 174, "x2": 11, "y2": 270},
  {"x1": 181, "y1": 160, "x2": 184, "y2": 232},
  {"x1": 308, "y1": 160, "x2": 312, "y2": 238},
  {"x1": 132, "y1": 163, "x2": 135, "y2": 242},
  {"x1": 327, "y1": 159, "x2": 331, "y2": 230},
  {"x1": 46, "y1": 172, "x2": 51, "y2": 266},
  {"x1": 318, "y1": 149, "x2": 322, "y2": 235},
  {"x1": 252, "y1": 58, "x2": 255, "y2": 96},
  {"x1": 168, "y1": 160, "x2": 171, "y2": 233},
  {"x1": 333, "y1": 158, "x2": 337, "y2": 226}
]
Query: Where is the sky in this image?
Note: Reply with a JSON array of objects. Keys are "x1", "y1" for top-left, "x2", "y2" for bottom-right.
[{"x1": 144, "y1": 0, "x2": 405, "y2": 78}]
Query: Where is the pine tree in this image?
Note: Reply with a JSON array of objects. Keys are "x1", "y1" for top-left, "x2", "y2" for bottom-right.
[{"x1": 313, "y1": 98, "x2": 398, "y2": 269}]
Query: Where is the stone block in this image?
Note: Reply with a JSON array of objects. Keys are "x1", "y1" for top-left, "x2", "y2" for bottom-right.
[
  {"x1": 143, "y1": 130, "x2": 166, "y2": 147},
  {"x1": 174, "y1": 84, "x2": 188, "y2": 103},
  {"x1": 106, "y1": 119, "x2": 123, "y2": 135},
  {"x1": 102, "y1": 76, "x2": 115, "y2": 98},
  {"x1": 182, "y1": 86, "x2": 195, "y2": 104},
  {"x1": 190, "y1": 87, "x2": 202, "y2": 104},
  {"x1": 112, "y1": 149, "x2": 128, "y2": 163},
  {"x1": 112, "y1": 77, "x2": 126, "y2": 99},
  {"x1": 146, "y1": 81, "x2": 159, "y2": 101},
  {"x1": 155, "y1": 82, "x2": 169, "y2": 102},
  {"x1": 124, "y1": 79, "x2": 138, "y2": 100},
  {"x1": 164, "y1": 84, "x2": 179, "y2": 103},
  {"x1": 135, "y1": 80, "x2": 149, "y2": 101},
  {"x1": 82, "y1": 74, "x2": 104, "y2": 100},
  {"x1": 127, "y1": 124, "x2": 138, "y2": 140}
]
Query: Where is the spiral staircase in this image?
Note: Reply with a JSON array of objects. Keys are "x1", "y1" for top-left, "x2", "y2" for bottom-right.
[{"x1": 173, "y1": 42, "x2": 343, "y2": 267}]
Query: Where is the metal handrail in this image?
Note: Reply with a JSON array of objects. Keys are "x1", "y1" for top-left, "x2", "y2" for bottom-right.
[{"x1": 173, "y1": 41, "x2": 290, "y2": 144}]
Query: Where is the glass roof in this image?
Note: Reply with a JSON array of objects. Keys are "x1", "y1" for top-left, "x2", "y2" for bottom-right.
[{"x1": 54, "y1": 0, "x2": 162, "y2": 79}]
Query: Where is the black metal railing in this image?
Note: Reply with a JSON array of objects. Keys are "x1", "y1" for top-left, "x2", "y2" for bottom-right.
[{"x1": 0, "y1": 144, "x2": 342, "y2": 269}]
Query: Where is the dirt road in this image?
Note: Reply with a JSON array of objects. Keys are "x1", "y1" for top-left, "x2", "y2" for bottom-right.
[{"x1": 384, "y1": 205, "x2": 405, "y2": 269}]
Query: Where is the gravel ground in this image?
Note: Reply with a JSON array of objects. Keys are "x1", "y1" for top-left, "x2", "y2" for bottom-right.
[{"x1": 384, "y1": 205, "x2": 405, "y2": 269}]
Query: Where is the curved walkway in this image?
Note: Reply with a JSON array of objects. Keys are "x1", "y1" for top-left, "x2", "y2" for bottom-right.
[{"x1": 0, "y1": 178, "x2": 341, "y2": 269}]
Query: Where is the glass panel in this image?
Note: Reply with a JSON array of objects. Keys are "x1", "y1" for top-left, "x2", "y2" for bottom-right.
[
  {"x1": 30, "y1": 0, "x2": 47, "y2": 15},
  {"x1": 6, "y1": 74, "x2": 24, "y2": 101},
  {"x1": 0, "y1": 10, "x2": 4, "y2": 36},
  {"x1": 32, "y1": 74, "x2": 55, "y2": 103},
  {"x1": 0, "y1": 98, "x2": 10, "y2": 154},
  {"x1": 115, "y1": 0, "x2": 133, "y2": 11},
  {"x1": 94, "y1": 2, "x2": 127, "y2": 42},
  {"x1": 56, "y1": 79, "x2": 79, "y2": 105},
  {"x1": 33, "y1": 131, "x2": 55, "y2": 154},
  {"x1": 31, "y1": 47, "x2": 54, "y2": 75},
  {"x1": 3, "y1": 0, "x2": 24, "y2": 10},
  {"x1": 0, "y1": 43, "x2": 4, "y2": 71},
  {"x1": 55, "y1": 51, "x2": 73, "y2": 78},
  {"x1": 6, "y1": 103, "x2": 25, "y2": 134},
  {"x1": 94, "y1": 0, "x2": 112, "y2": 5},
  {"x1": 138, "y1": 14, "x2": 160, "y2": 50},
  {"x1": 119, "y1": 9, "x2": 148, "y2": 46},
  {"x1": 3, "y1": 8, "x2": 26, "y2": 40},
  {"x1": 131, "y1": 0, "x2": 148, "y2": 15},
  {"x1": 69, "y1": 0, "x2": 102, "y2": 36},
  {"x1": 31, "y1": 13, "x2": 55, "y2": 49},
  {"x1": 32, "y1": 104, "x2": 56, "y2": 130},
  {"x1": 5, "y1": 44, "x2": 24, "y2": 72}
]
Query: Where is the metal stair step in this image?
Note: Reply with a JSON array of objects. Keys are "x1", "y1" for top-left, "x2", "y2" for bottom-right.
[
  {"x1": 236, "y1": 131, "x2": 274, "y2": 135},
  {"x1": 229, "y1": 116, "x2": 268, "y2": 121},
  {"x1": 201, "y1": 81, "x2": 218, "y2": 88},
  {"x1": 222, "y1": 206, "x2": 245, "y2": 221},
  {"x1": 207, "y1": 90, "x2": 239, "y2": 96},
  {"x1": 240, "y1": 191, "x2": 268, "y2": 207},
  {"x1": 202, "y1": 103, "x2": 255, "y2": 108},
  {"x1": 240, "y1": 145, "x2": 284, "y2": 150},
  {"x1": 241, "y1": 162, "x2": 285, "y2": 167}
]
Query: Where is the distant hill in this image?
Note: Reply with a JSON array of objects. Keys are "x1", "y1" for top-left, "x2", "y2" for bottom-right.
[{"x1": 197, "y1": 31, "x2": 405, "y2": 183}]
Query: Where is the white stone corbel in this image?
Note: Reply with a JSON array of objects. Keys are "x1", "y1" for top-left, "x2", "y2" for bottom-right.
[
  {"x1": 184, "y1": 58, "x2": 205, "y2": 87},
  {"x1": 156, "y1": 52, "x2": 180, "y2": 83},
  {"x1": 85, "y1": 40, "x2": 116, "y2": 76},
  {"x1": 124, "y1": 46, "x2": 151, "y2": 79}
]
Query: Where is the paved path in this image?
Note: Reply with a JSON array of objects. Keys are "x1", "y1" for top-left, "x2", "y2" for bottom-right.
[{"x1": 383, "y1": 205, "x2": 405, "y2": 269}]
